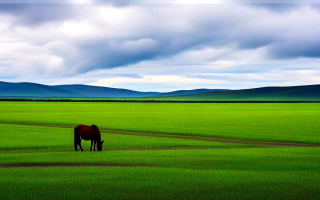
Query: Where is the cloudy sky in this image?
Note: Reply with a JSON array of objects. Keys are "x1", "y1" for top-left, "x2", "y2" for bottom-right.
[{"x1": 1, "y1": 0, "x2": 320, "y2": 91}]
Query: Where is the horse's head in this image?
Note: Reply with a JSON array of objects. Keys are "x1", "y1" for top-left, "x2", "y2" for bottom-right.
[{"x1": 97, "y1": 140, "x2": 104, "y2": 151}]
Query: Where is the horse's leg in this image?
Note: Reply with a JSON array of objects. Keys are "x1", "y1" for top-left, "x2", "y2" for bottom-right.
[
  {"x1": 79, "y1": 139, "x2": 84, "y2": 151},
  {"x1": 90, "y1": 140, "x2": 93, "y2": 151},
  {"x1": 94, "y1": 140, "x2": 96, "y2": 151},
  {"x1": 74, "y1": 130, "x2": 79, "y2": 151},
  {"x1": 74, "y1": 137, "x2": 78, "y2": 151}
]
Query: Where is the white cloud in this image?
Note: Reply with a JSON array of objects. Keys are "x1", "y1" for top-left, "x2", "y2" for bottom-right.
[
  {"x1": 91, "y1": 75, "x2": 226, "y2": 92},
  {"x1": 1, "y1": 3, "x2": 320, "y2": 90}
]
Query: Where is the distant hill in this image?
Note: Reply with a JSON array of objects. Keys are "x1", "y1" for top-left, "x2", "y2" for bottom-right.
[
  {"x1": 0, "y1": 81, "x2": 224, "y2": 98},
  {"x1": 151, "y1": 89, "x2": 228, "y2": 97},
  {"x1": 0, "y1": 82, "x2": 82, "y2": 98},
  {"x1": 169, "y1": 85, "x2": 320, "y2": 101},
  {"x1": 0, "y1": 81, "x2": 159, "y2": 98},
  {"x1": 54, "y1": 84, "x2": 158, "y2": 98},
  {"x1": 2, "y1": 81, "x2": 319, "y2": 100}
]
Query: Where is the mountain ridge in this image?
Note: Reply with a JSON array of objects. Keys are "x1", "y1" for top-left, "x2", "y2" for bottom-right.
[
  {"x1": 1, "y1": 81, "x2": 320, "y2": 100},
  {"x1": 0, "y1": 81, "x2": 226, "y2": 98},
  {"x1": 168, "y1": 84, "x2": 320, "y2": 100}
]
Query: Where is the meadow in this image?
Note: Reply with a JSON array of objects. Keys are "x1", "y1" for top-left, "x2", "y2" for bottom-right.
[{"x1": 0, "y1": 102, "x2": 319, "y2": 199}]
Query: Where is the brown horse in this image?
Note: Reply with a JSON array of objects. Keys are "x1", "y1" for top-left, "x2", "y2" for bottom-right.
[{"x1": 74, "y1": 124, "x2": 104, "y2": 151}]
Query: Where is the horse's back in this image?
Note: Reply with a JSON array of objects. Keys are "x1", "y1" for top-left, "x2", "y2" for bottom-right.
[
  {"x1": 74, "y1": 124, "x2": 94, "y2": 140},
  {"x1": 74, "y1": 124, "x2": 85, "y2": 131}
]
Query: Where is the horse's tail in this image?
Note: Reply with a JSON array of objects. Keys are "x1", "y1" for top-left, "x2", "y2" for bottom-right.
[{"x1": 74, "y1": 125, "x2": 82, "y2": 151}]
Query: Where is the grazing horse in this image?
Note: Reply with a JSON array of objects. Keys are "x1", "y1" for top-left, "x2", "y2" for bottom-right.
[{"x1": 74, "y1": 124, "x2": 104, "y2": 151}]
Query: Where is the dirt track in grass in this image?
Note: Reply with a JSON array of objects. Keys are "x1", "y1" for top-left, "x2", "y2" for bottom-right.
[
  {"x1": 0, "y1": 122, "x2": 319, "y2": 147},
  {"x1": 0, "y1": 163, "x2": 155, "y2": 168},
  {"x1": 0, "y1": 146, "x2": 245, "y2": 153}
]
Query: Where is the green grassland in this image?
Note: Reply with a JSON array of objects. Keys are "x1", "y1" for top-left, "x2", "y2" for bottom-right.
[
  {"x1": 0, "y1": 102, "x2": 319, "y2": 143},
  {"x1": 0, "y1": 124, "x2": 243, "y2": 150},
  {"x1": 0, "y1": 102, "x2": 319, "y2": 200}
]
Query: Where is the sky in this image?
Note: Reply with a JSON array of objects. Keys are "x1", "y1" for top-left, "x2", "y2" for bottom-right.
[{"x1": 1, "y1": 1, "x2": 320, "y2": 91}]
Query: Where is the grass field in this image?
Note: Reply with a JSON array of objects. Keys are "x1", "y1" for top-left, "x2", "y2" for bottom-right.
[
  {"x1": 0, "y1": 102, "x2": 319, "y2": 199},
  {"x1": 0, "y1": 102, "x2": 320, "y2": 143}
]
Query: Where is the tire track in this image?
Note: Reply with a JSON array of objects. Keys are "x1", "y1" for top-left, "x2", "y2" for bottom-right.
[{"x1": 0, "y1": 121, "x2": 319, "y2": 147}]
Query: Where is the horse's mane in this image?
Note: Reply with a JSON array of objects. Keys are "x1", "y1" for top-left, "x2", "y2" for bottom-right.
[{"x1": 91, "y1": 124, "x2": 101, "y2": 138}]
